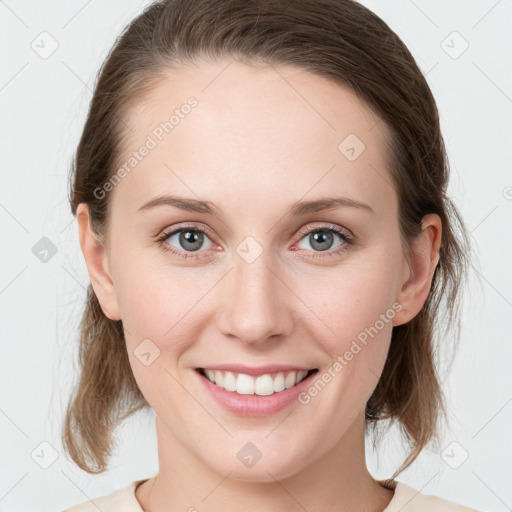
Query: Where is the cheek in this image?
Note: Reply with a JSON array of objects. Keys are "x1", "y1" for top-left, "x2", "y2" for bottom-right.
[
  {"x1": 109, "y1": 254, "x2": 182, "y2": 388},
  {"x1": 118, "y1": 266, "x2": 195, "y2": 413},
  {"x1": 301, "y1": 255, "x2": 400, "y2": 338},
  {"x1": 113, "y1": 254, "x2": 213, "y2": 388},
  {"x1": 112, "y1": 249, "x2": 184, "y2": 336},
  {"x1": 295, "y1": 250, "x2": 401, "y2": 399},
  {"x1": 297, "y1": 267, "x2": 397, "y2": 427}
]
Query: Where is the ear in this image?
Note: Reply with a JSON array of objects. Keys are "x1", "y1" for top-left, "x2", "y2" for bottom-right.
[
  {"x1": 392, "y1": 213, "x2": 442, "y2": 326},
  {"x1": 76, "y1": 203, "x2": 121, "y2": 321}
]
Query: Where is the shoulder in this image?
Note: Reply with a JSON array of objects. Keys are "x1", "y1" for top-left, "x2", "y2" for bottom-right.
[
  {"x1": 384, "y1": 481, "x2": 481, "y2": 512},
  {"x1": 62, "y1": 479, "x2": 147, "y2": 512}
]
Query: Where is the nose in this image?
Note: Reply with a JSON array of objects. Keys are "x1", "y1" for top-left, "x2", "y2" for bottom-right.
[{"x1": 216, "y1": 249, "x2": 295, "y2": 348}]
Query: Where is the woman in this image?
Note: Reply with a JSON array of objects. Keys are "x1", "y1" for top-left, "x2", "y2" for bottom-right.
[{"x1": 62, "y1": 0, "x2": 478, "y2": 510}]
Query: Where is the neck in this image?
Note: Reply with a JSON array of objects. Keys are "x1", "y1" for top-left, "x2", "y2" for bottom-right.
[{"x1": 136, "y1": 411, "x2": 394, "y2": 512}]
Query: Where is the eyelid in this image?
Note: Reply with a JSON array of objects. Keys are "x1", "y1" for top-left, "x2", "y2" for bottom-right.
[
  {"x1": 295, "y1": 222, "x2": 353, "y2": 241},
  {"x1": 157, "y1": 222, "x2": 217, "y2": 241}
]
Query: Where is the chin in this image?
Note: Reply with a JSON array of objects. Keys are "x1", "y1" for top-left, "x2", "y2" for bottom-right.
[{"x1": 205, "y1": 449, "x2": 308, "y2": 483}]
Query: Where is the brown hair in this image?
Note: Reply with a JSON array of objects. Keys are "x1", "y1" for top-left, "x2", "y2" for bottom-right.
[{"x1": 63, "y1": 0, "x2": 471, "y2": 479}]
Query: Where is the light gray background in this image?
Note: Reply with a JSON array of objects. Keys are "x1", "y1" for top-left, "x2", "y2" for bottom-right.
[{"x1": 1, "y1": 1, "x2": 511, "y2": 511}]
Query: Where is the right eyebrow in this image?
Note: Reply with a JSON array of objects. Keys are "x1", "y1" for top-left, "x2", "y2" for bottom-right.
[{"x1": 137, "y1": 195, "x2": 220, "y2": 215}]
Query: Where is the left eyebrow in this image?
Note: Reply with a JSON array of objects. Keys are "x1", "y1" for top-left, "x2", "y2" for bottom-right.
[
  {"x1": 286, "y1": 196, "x2": 374, "y2": 216},
  {"x1": 137, "y1": 194, "x2": 374, "y2": 216}
]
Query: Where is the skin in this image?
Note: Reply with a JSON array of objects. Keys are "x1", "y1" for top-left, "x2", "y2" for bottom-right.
[{"x1": 77, "y1": 59, "x2": 441, "y2": 512}]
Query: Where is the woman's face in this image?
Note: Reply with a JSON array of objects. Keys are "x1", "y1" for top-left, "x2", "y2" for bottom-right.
[{"x1": 91, "y1": 60, "x2": 423, "y2": 481}]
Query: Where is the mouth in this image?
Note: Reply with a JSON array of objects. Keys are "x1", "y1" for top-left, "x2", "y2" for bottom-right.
[{"x1": 195, "y1": 367, "x2": 319, "y2": 396}]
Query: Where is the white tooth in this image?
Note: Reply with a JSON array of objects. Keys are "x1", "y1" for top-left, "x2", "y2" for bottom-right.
[
  {"x1": 223, "y1": 371, "x2": 237, "y2": 392},
  {"x1": 274, "y1": 372, "x2": 285, "y2": 392},
  {"x1": 214, "y1": 370, "x2": 224, "y2": 388},
  {"x1": 204, "y1": 368, "x2": 310, "y2": 395},
  {"x1": 204, "y1": 369, "x2": 216, "y2": 383},
  {"x1": 236, "y1": 373, "x2": 255, "y2": 394},
  {"x1": 255, "y1": 374, "x2": 275, "y2": 396},
  {"x1": 284, "y1": 371, "x2": 297, "y2": 389},
  {"x1": 296, "y1": 370, "x2": 308, "y2": 383}
]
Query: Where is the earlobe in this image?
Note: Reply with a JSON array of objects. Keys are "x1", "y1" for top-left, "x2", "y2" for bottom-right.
[
  {"x1": 76, "y1": 203, "x2": 121, "y2": 321},
  {"x1": 392, "y1": 214, "x2": 442, "y2": 326}
]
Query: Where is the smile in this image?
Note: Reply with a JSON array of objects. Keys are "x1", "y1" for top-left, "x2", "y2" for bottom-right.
[{"x1": 196, "y1": 368, "x2": 318, "y2": 396}]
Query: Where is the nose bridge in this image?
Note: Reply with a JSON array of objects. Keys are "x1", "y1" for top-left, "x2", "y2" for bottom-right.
[{"x1": 217, "y1": 241, "x2": 294, "y2": 344}]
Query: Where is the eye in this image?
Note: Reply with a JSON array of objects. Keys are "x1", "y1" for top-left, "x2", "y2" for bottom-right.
[
  {"x1": 156, "y1": 224, "x2": 215, "y2": 260},
  {"x1": 294, "y1": 224, "x2": 353, "y2": 259}
]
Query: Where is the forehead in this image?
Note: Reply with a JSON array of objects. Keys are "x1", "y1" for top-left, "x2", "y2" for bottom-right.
[{"x1": 111, "y1": 59, "x2": 395, "y2": 219}]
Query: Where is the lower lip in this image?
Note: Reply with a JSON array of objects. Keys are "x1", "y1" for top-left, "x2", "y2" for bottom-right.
[{"x1": 195, "y1": 369, "x2": 318, "y2": 417}]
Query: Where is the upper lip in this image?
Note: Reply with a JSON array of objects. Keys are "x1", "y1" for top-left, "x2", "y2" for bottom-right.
[{"x1": 197, "y1": 364, "x2": 317, "y2": 377}]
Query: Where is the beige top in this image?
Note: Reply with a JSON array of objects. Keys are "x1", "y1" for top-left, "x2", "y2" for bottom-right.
[{"x1": 62, "y1": 478, "x2": 480, "y2": 511}]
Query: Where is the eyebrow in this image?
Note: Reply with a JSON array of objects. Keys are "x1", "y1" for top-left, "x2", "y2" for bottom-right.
[{"x1": 137, "y1": 194, "x2": 374, "y2": 216}]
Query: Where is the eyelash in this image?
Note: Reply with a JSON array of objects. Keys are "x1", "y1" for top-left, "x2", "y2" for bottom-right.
[{"x1": 156, "y1": 223, "x2": 354, "y2": 261}]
